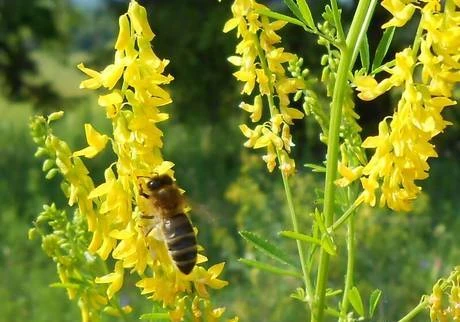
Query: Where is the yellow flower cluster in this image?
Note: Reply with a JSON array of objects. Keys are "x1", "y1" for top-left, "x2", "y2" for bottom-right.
[
  {"x1": 351, "y1": 1, "x2": 457, "y2": 211},
  {"x1": 76, "y1": 1, "x2": 231, "y2": 320},
  {"x1": 428, "y1": 267, "x2": 460, "y2": 321},
  {"x1": 29, "y1": 113, "x2": 130, "y2": 322},
  {"x1": 224, "y1": 0, "x2": 304, "y2": 176}
]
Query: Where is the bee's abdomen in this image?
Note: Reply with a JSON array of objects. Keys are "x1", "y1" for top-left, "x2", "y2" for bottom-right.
[{"x1": 162, "y1": 213, "x2": 197, "y2": 274}]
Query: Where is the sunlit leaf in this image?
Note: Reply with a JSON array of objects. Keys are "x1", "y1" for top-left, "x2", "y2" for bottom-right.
[
  {"x1": 279, "y1": 230, "x2": 321, "y2": 245},
  {"x1": 284, "y1": 0, "x2": 306, "y2": 25},
  {"x1": 369, "y1": 289, "x2": 382, "y2": 317},
  {"x1": 372, "y1": 26, "x2": 395, "y2": 72},
  {"x1": 359, "y1": 34, "x2": 370, "y2": 72},
  {"x1": 348, "y1": 286, "x2": 365, "y2": 317},
  {"x1": 239, "y1": 231, "x2": 297, "y2": 267},
  {"x1": 139, "y1": 313, "x2": 170, "y2": 320},
  {"x1": 256, "y1": 8, "x2": 304, "y2": 27},
  {"x1": 296, "y1": 0, "x2": 315, "y2": 29},
  {"x1": 304, "y1": 163, "x2": 326, "y2": 172},
  {"x1": 239, "y1": 258, "x2": 302, "y2": 278}
]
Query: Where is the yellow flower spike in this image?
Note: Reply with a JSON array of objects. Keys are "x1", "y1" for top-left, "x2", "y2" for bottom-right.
[
  {"x1": 72, "y1": 2, "x2": 235, "y2": 319},
  {"x1": 73, "y1": 124, "x2": 109, "y2": 159},
  {"x1": 381, "y1": 0, "x2": 416, "y2": 28},
  {"x1": 115, "y1": 14, "x2": 130, "y2": 51},
  {"x1": 95, "y1": 261, "x2": 124, "y2": 299},
  {"x1": 77, "y1": 63, "x2": 103, "y2": 89}
]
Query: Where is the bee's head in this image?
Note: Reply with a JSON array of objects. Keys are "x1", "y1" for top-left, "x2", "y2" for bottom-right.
[{"x1": 146, "y1": 174, "x2": 174, "y2": 191}]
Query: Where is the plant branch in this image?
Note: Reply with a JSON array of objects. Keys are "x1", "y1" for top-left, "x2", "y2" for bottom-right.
[{"x1": 313, "y1": 0, "x2": 374, "y2": 320}]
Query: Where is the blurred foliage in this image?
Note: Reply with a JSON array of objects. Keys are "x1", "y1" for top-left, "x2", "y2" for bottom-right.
[{"x1": 0, "y1": 0, "x2": 459, "y2": 321}]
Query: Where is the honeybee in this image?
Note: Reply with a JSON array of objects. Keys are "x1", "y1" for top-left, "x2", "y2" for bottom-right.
[{"x1": 139, "y1": 174, "x2": 197, "y2": 275}]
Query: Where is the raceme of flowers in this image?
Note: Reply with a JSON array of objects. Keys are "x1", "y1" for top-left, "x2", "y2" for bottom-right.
[
  {"x1": 348, "y1": 1, "x2": 457, "y2": 212},
  {"x1": 428, "y1": 267, "x2": 460, "y2": 321},
  {"x1": 36, "y1": 1, "x2": 232, "y2": 320},
  {"x1": 224, "y1": 0, "x2": 305, "y2": 176}
]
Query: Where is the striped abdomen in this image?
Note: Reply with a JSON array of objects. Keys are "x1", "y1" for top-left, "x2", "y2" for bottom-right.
[{"x1": 162, "y1": 213, "x2": 197, "y2": 274}]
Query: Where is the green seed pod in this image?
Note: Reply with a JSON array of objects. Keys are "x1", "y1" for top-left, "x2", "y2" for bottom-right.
[
  {"x1": 42, "y1": 159, "x2": 55, "y2": 172},
  {"x1": 46, "y1": 168, "x2": 59, "y2": 180}
]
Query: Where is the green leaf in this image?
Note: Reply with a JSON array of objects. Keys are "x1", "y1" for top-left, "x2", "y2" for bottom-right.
[
  {"x1": 239, "y1": 258, "x2": 302, "y2": 278},
  {"x1": 372, "y1": 26, "x2": 395, "y2": 72},
  {"x1": 325, "y1": 288, "x2": 343, "y2": 297},
  {"x1": 49, "y1": 282, "x2": 79, "y2": 289},
  {"x1": 348, "y1": 287, "x2": 365, "y2": 317},
  {"x1": 369, "y1": 289, "x2": 382, "y2": 317},
  {"x1": 313, "y1": 211, "x2": 337, "y2": 256},
  {"x1": 321, "y1": 235, "x2": 337, "y2": 256},
  {"x1": 296, "y1": 0, "x2": 315, "y2": 29},
  {"x1": 324, "y1": 306, "x2": 341, "y2": 318},
  {"x1": 284, "y1": 0, "x2": 306, "y2": 25},
  {"x1": 139, "y1": 313, "x2": 170, "y2": 320},
  {"x1": 359, "y1": 34, "x2": 370, "y2": 72},
  {"x1": 304, "y1": 163, "x2": 326, "y2": 172},
  {"x1": 256, "y1": 8, "x2": 304, "y2": 27},
  {"x1": 290, "y1": 287, "x2": 307, "y2": 302},
  {"x1": 239, "y1": 231, "x2": 297, "y2": 267},
  {"x1": 279, "y1": 230, "x2": 321, "y2": 245}
]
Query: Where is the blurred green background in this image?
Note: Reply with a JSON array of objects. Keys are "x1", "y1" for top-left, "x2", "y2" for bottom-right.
[{"x1": 1, "y1": 0, "x2": 459, "y2": 321}]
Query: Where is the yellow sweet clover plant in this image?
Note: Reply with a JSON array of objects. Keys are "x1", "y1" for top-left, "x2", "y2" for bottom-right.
[
  {"x1": 224, "y1": 0, "x2": 458, "y2": 321},
  {"x1": 30, "y1": 1, "x2": 236, "y2": 321}
]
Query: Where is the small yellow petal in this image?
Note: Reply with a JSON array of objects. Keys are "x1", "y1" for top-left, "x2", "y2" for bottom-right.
[
  {"x1": 115, "y1": 14, "x2": 130, "y2": 50},
  {"x1": 223, "y1": 17, "x2": 240, "y2": 33},
  {"x1": 77, "y1": 63, "x2": 102, "y2": 89},
  {"x1": 73, "y1": 124, "x2": 109, "y2": 158}
]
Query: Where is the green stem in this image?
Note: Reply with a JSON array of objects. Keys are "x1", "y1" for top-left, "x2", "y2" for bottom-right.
[
  {"x1": 330, "y1": 199, "x2": 361, "y2": 232},
  {"x1": 397, "y1": 298, "x2": 429, "y2": 322},
  {"x1": 314, "y1": 1, "x2": 373, "y2": 321},
  {"x1": 254, "y1": 32, "x2": 314, "y2": 313},
  {"x1": 339, "y1": 197, "x2": 356, "y2": 320}
]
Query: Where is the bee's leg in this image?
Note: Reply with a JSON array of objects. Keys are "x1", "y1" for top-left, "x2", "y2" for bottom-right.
[{"x1": 137, "y1": 178, "x2": 150, "y2": 199}]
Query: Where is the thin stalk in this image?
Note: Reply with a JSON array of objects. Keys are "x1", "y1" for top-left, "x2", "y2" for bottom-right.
[
  {"x1": 254, "y1": 33, "x2": 314, "y2": 310},
  {"x1": 314, "y1": 1, "x2": 373, "y2": 321},
  {"x1": 338, "y1": 201, "x2": 356, "y2": 321},
  {"x1": 397, "y1": 298, "x2": 429, "y2": 322},
  {"x1": 330, "y1": 199, "x2": 361, "y2": 232}
]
